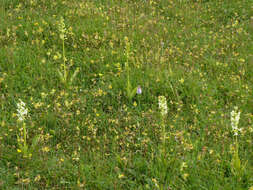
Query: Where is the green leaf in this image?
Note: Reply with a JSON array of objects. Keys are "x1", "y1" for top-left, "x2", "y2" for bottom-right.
[
  {"x1": 231, "y1": 150, "x2": 241, "y2": 176},
  {"x1": 22, "y1": 144, "x2": 28, "y2": 157},
  {"x1": 57, "y1": 69, "x2": 65, "y2": 83},
  {"x1": 70, "y1": 67, "x2": 80, "y2": 84},
  {"x1": 31, "y1": 135, "x2": 40, "y2": 152},
  {"x1": 126, "y1": 80, "x2": 132, "y2": 99},
  {"x1": 130, "y1": 86, "x2": 138, "y2": 99}
]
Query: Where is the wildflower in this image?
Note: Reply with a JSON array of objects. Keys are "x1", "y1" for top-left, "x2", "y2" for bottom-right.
[
  {"x1": 158, "y1": 96, "x2": 168, "y2": 116},
  {"x1": 21, "y1": 178, "x2": 31, "y2": 184},
  {"x1": 42, "y1": 146, "x2": 50, "y2": 153},
  {"x1": 17, "y1": 99, "x2": 28, "y2": 122},
  {"x1": 58, "y1": 17, "x2": 66, "y2": 40},
  {"x1": 180, "y1": 162, "x2": 188, "y2": 171},
  {"x1": 152, "y1": 178, "x2": 159, "y2": 188},
  {"x1": 118, "y1": 174, "x2": 125, "y2": 179},
  {"x1": 137, "y1": 86, "x2": 142, "y2": 94},
  {"x1": 231, "y1": 106, "x2": 242, "y2": 136},
  {"x1": 34, "y1": 175, "x2": 41, "y2": 182},
  {"x1": 179, "y1": 78, "x2": 184, "y2": 84},
  {"x1": 183, "y1": 173, "x2": 189, "y2": 180}
]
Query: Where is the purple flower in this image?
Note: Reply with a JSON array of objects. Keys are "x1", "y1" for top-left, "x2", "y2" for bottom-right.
[{"x1": 137, "y1": 86, "x2": 142, "y2": 94}]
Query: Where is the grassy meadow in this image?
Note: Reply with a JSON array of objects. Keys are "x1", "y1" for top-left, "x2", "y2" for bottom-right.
[{"x1": 0, "y1": 0, "x2": 253, "y2": 189}]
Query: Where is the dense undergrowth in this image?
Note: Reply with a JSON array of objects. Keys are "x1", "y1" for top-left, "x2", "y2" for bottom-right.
[{"x1": 0, "y1": 0, "x2": 252, "y2": 189}]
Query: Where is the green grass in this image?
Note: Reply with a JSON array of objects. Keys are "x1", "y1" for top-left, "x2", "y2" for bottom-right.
[{"x1": 0, "y1": 0, "x2": 252, "y2": 189}]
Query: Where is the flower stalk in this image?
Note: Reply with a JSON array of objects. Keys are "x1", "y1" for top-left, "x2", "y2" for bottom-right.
[
  {"x1": 230, "y1": 106, "x2": 247, "y2": 178},
  {"x1": 16, "y1": 99, "x2": 40, "y2": 158},
  {"x1": 158, "y1": 96, "x2": 168, "y2": 154},
  {"x1": 124, "y1": 37, "x2": 138, "y2": 101},
  {"x1": 57, "y1": 17, "x2": 79, "y2": 87}
]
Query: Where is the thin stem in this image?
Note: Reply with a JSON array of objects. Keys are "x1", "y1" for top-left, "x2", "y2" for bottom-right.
[
  {"x1": 62, "y1": 39, "x2": 67, "y2": 83},
  {"x1": 162, "y1": 116, "x2": 166, "y2": 155},
  {"x1": 126, "y1": 55, "x2": 128, "y2": 82},
  {"x1": 23, "y1": 123, "x2": 27, "y2": 148},
  {"x1": 126, "y1": 47, "x2": 131, "y2": 99},
  {"x1": 235, "y1": 135, "x2": 239, "y2": 157},
  {"x1": 23, "y1": 122, "x2": 28, "y2": 157}
]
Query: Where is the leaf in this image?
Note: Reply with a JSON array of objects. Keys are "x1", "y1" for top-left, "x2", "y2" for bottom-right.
[
  {"x1": 130, "y1": 86, "x2": 138, "y2": 99},
  {"x1": 231, "y1": 150, "x2": 241, "y2": 176},
  {"x1": 31, "y1": 135, "x2": 40, "y2": 152},
  {"x1": 22, "y1": 144, "x2": 28, "y2": 157},
  {"x1": 57, "y1": 69, "x2": 65, "y2": 83},
  {"x1": 70, "y1": 67, "x2": 80, "y2": 84},
  {"x1": 126, "y1": 80, "x2": 132, "y2": 99},
  {"x1": 16, "y1": 135, "x2": 23, "y2": 148},
  {"x1": 241, "y1": 160, "x2": 248, "y2": 171}
]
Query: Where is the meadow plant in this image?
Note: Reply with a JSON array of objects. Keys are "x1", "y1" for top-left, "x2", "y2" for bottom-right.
[
  {"x1": 136, "y1": 86, "x2": 142, "y2": 95},
  {"x1": 0, "y1": 0, "x2": 252, "y2": 188},
  {"x1": 57, "y1": 17, "x2": 79, "y2": 87},
  {"x1": 231, "y1": 107, "x2": 242, "y2": 136},
  {"x1": 158, "y1": 96, "x2": 168, "y2": 154},
  {"x1": 230, "y1": 106, "x2": 247, "y2": 178},
  {"x1": 124, "y1": 36, "x2": 138, "y2": 101},
  {"x1": 136, "y1": 86, "x2": 142, "y2": 107},
  {"x1": 16, "y1": 99, "x2": 40, "y2": 158}
]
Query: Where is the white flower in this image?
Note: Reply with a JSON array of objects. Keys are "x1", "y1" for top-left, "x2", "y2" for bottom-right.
[
  {"x1": 230, "y1": 106, "x2": 241, "y2": 136},
  {"x1": 17, "y1": 99, "x2": 28, "y2": 122},
  {"x1": 158, "y1": 96, "x2": 168, "y2": 116}
]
